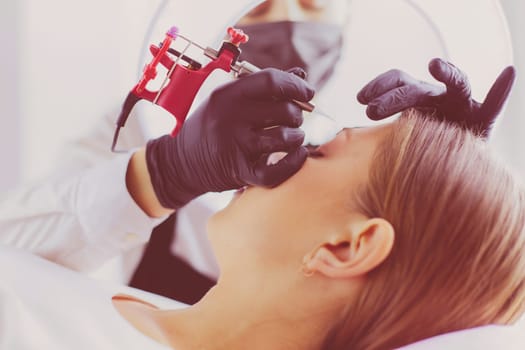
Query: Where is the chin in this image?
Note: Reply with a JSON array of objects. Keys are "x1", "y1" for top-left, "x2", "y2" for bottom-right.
[
  {"x1": 207, "y1": 195, "x2": 239, "y2": 239},
  {"x1": 206, "y1": 186, "x2": 254, "y2": 244},
  {"x1": 206, "y1": 209, "x2": 224, "y2": 238},
  {"x1": 206, "y1": 196, "x2": 250, "y2": 268}
]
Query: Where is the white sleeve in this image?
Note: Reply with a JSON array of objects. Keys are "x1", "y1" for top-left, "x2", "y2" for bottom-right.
[
  {"x1": 0, "y1": 152, "x2": 164, "y2": 272},
  {"x1": 0, "y1": 246, "x2": 184, "y2": 350}
]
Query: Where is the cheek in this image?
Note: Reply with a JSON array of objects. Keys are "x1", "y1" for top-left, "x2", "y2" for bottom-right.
[
  {"x1": 207, "y1": 191, "x2": 299, "y2": 268},
  {"x1": 208, "y1": 191, "x2": 307, "y2": 269},
  {"x1": 208, "y1": 187, "x2": 295, "y2": 244},
  {"x1": 207, "y1": 159, "x2": 361, "y2": 264}
]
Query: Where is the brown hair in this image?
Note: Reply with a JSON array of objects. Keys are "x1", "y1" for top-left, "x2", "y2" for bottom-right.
[{"x1": 325, "y1": 109, "x2": 525, "y2": 349}]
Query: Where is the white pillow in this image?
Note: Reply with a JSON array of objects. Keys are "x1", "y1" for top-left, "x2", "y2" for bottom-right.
[{"x1": 398, "y1": 323, "x2": 525, "y2": 350}]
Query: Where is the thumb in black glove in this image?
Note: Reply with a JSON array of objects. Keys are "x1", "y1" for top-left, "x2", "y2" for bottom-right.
[
  {"x1": 357, "y1": 58, "x2": 516, "y2": 138},
  {"x1": 146, "y1": 68, "x2": 315, "y2": 209}
]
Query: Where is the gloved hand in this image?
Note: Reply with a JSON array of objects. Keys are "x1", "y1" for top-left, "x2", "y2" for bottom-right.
[
  {"x1": 146, "y1": 68, "x2": 314, "y2": 209},
  {"x1": 357, "y1": 58, "x2": 516, "y2": 137}
]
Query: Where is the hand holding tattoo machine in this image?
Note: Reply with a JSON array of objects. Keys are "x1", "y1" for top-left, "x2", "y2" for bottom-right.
[{"x1": 111, "y1": 26, "x2": 319, "y2": 152}]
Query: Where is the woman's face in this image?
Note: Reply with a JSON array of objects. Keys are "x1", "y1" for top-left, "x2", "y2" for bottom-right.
[{"x1": 208, "y1": 122, "x2": 393, "y2": 274}]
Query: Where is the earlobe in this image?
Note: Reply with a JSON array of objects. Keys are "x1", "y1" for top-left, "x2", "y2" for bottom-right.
[{"x1": 303, "y1": 218, "x2": 394, "y2": 279}]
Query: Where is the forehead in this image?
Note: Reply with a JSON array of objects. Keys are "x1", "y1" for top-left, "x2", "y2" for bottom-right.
[
  {"x1": 353, "y1": 123, "x2": 394, "y2": 142},
  {"x1": 238, "y1": 0, "x2": 349, "y2": 25}
]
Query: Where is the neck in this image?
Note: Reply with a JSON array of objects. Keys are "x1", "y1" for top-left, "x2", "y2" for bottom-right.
[{"x1": 156, "y1": 275, "x2": 340, "y2": 350}]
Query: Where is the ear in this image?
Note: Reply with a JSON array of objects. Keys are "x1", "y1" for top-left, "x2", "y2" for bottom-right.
[{"x1": 303, "y1": 218, "x2": 394, "y2": 279}]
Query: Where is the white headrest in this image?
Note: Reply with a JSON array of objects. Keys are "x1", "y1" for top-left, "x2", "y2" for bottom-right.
[{"x1": 398, "y1": 323, "x2": 525, "y2": 350}]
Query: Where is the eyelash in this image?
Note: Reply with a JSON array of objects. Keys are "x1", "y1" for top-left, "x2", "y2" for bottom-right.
[{"x1": 308, "y1": 149, "x2": 324, "y2": 158}]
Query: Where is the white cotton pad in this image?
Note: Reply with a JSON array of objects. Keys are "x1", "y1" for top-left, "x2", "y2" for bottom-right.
[{"x1": 267, "y1": 152, "x2": 288, "y2": 165}]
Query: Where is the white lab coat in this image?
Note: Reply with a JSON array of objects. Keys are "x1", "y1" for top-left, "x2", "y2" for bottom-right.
[
  {"x1": 0, "y1": 104, "x2": 224, "y2": 283},
  {"x1": 0, "y1": 246, "x2": 185, "y2": 350}
]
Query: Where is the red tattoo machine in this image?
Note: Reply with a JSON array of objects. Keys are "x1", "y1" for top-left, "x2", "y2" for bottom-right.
[
  {"x1": 111, "y1": 26, "x2": 316, "y2": 152},
  {"x1": 112, "y1": 26, "x2": 248, "y2": 151}
]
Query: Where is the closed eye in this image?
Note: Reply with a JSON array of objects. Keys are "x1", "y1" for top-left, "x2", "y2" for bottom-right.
[{"x1": 307, "y1": 148, "x2": 324, "y2": 158}]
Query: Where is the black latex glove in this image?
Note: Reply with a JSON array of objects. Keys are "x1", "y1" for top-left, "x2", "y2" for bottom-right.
[
  {"x1": 357, "y1": 58, "x2": 516, "y2": 137},
  {"x1": 146, "y1": 68, "x2": 314, "y2": 209}
]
